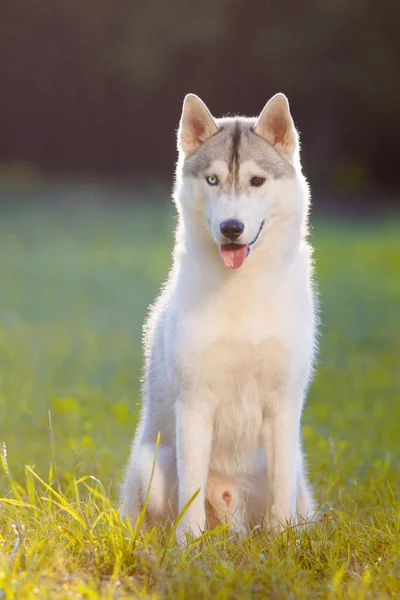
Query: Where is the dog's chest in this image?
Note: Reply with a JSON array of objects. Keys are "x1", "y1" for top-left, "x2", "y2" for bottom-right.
[
  {"x1": 178, "y1": 280, "x2": 293, "y2": 390},
  {"x1": 211, "y1": 383, "x2": 264, "y2": 473},
  {"x1": 204, "y1": 337, "x2": 285, "y2": 472},
  {"x1": 200, "y1": 334, "x2": 287, "y2": 403},
  {"x1": 196, "y1": 302, "x2": 290, "y2": 469}
]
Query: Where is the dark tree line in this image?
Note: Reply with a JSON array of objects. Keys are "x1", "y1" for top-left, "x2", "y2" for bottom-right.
[{"x1": 0, "y1": 0, "x2": 399, "y2": 198}]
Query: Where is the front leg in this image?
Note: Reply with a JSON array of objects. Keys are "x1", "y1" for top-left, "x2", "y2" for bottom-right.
[
  {"x1": 263, "y1": 403, "x2": 301, "y2": 530},
  {"x1": 175, "y1": 395, "x2": 215, "y2": 540}
]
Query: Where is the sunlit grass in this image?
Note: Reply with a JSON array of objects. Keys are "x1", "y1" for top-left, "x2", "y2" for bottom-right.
[{"x1": 0, "y1": 195, "x2": 399, "y2": 598}]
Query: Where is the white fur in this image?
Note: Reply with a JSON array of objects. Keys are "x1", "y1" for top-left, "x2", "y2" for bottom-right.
[{"x1": 121, "y1": 94, "x2": 317, "y2": 541}]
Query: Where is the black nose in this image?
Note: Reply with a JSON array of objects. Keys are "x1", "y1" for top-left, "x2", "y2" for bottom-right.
[{"x1": 220, "y1": 219, "x2": 244, "y2": 240}]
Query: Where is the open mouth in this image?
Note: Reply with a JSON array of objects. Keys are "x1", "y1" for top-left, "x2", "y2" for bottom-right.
[{"x1": 220, "y1": 220, "x2": 265, "y2": 269}]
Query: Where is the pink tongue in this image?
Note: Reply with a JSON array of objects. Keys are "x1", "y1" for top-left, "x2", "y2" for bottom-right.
[{"x1": 220, "y1": 244, "x2": 248, "y2": 269}]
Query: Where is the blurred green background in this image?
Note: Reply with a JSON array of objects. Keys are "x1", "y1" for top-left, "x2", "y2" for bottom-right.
[
  {"x1": 0, "y1": 199, "x2": 399, "y2": 510},
  {"x1": 0, "y1": 1, "x2": 399, "y2": 501}
]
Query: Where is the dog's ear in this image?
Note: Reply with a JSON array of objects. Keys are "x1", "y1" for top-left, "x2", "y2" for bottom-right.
[
  {"x1": 178, "y1": 94, "x2": 218, "y2": 155},
  {"x1": 254, "y1": 93, "x2": 298, "y2": 162}
]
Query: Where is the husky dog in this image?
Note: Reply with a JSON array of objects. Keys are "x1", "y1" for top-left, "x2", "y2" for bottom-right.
[{"x1": 122, "y1": 93, "x2": 317, "y2": 539}]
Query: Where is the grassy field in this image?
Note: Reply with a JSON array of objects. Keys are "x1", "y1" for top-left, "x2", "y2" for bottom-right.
[{"x1": 0, "y1": 192, "x2": 399, "y2": 598}]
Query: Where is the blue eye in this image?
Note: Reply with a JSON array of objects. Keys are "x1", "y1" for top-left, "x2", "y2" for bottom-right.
[{"x1": 206, "y1": 175, "x2": 219, "y2": 186}]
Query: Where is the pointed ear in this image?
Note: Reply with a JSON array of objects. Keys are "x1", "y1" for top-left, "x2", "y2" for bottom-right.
[
  {"x1": 178, "y1": 94, "x2": 218, "y2": 155},
  {"x1": 254, "y1": 93, "x2": 298, "y2": 161}
]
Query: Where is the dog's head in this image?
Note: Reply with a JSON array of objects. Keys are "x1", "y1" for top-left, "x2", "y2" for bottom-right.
[{"x1": 174, "y1": 94, "x2": 309, "y2": 269}]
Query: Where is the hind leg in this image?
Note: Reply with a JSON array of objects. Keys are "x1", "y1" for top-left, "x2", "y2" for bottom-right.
[{"x1": 121, "y1": 442, "x2": 178, "y2": 527}]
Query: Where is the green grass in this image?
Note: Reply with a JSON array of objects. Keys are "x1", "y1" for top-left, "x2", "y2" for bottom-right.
[{"x1": 0, "y1": 194, "x2": 399, "y2": 598}]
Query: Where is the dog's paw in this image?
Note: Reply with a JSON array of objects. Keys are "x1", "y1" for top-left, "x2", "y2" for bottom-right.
[
  {"x1": 175, "y1": 521, "x2": 204, "y2": 547},
  {"x1": 266, "y1": 504, "x2": 297, "y2": 533}
]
